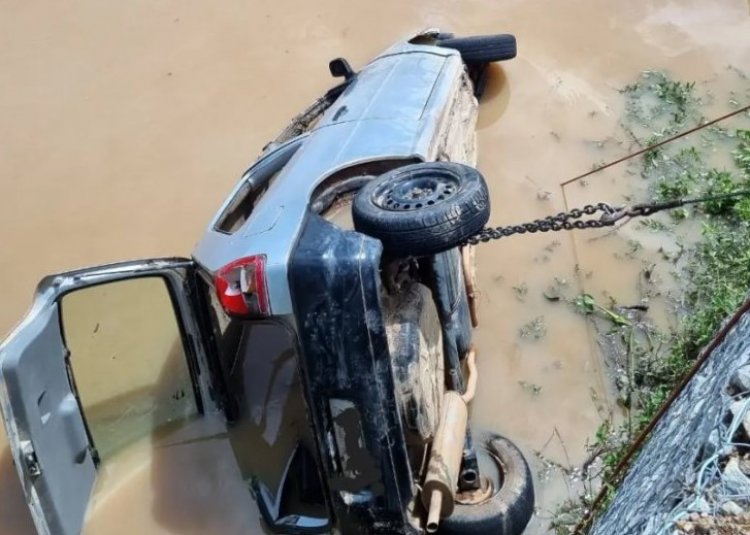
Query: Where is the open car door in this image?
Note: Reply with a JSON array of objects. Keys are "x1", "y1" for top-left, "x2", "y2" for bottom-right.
[{"x1": 0, "y1": 258, "x2": 217, "y2": 535}]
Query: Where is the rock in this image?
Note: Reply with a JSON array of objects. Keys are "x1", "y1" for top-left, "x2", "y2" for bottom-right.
[
  {"x1": 722, "y1": 456, "x2": 750, "y2": 495},
  {"x1": 729, "y1": 399, "x2": 750, "y2": 440},
  {"x1": 616, "y1": 374, "x2": 630, "y2": 390},
  {"x1": 739, "y1": 456, "x2": 750, "y2": 476},
  {"x1": 720, "y1": 500, "x2": 745, "y2": 516},
  {"x1": 690, "y1": 497, "x2": 711, "y2": 514},
  {"x1": 730, "y1": 365, "x2": 750, "y2": 393},
  {"x1": 710, "y1": 432, "x2": 737, "y2": 457}
]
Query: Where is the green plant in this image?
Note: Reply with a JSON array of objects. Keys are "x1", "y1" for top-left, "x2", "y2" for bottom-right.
[
  {"x1": 519, "y1": 316, "x2": 547, "y2": 340},
  {"x1": 733, "y1": 197, "x2": 750, "y2": 221},
  {"x1": 702, "y1": 169, "x2": 737, "y2": 215},
  {"x1": 513, "y1": 282, "x2": 529, "y2": 301},
  {"x1": 735, "y1": 129, "x2": 750, "y2": 175},
  {"x1": 574, "y1": 293, "x2": 631, "y2": 326},
  {"x1": 653, "y1": 78, "x2": 696, "y2": 123},
  {"x1": 622, "y1": 72, "x2": 699, "y2": 139}
]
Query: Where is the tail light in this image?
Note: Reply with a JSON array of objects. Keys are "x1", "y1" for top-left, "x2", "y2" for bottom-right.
[{"x1": 215, "y1": 255, "x2": 270, "y2": 318}]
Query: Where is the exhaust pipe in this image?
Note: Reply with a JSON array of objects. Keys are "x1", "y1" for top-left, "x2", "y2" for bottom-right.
[
  {"x1": 461, "y1": 245, "x2": 479, "y2": 328},
  {"x1": 422, "y1": 391, "x2": 469, "y2": 533},
  {"x1": 461, "y1": 347, "x2": 477, "y2": 405}
]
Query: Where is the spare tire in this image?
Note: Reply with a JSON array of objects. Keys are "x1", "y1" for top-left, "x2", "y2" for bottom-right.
[
  {"x1": 352, "y1": 162, "x2": 490, "y2": 257},
  {"x1": 439, "y1": 432, "x2": 534, "y2": 535},
  {"x1": 438, "y1": 34, "x2": 517, "y2": 64}
]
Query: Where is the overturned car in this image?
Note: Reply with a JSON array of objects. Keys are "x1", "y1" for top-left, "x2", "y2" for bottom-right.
[{"x1": 0, "y1": 31, "x2": 533, "y2": 535}]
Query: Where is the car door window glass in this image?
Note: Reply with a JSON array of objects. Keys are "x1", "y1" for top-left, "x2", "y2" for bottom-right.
[{"x1": 61, "y1": 277, "x2": 198, "y2": 460}]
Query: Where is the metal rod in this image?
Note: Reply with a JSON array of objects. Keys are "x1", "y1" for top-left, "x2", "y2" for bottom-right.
[
  {"x1": 426, "y1": 490, "x2": 442, "y2": 533},
  {"x1": 422, "y1": 392, "x2": 469, "y2": 531},
  {"x1": 461, "y1": 245, "x2": 479, "y2": 327},
  {"x1": 560, "y1": 104, "x2": 750, "y2": 187},
  {"x1": 458, "y1": 347, "x2": 481, "y2": 491}
]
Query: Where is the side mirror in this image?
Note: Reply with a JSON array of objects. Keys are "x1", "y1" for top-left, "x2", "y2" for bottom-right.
[{"x1": 329, "y1": 58, "x2": 354, "y2": 81}]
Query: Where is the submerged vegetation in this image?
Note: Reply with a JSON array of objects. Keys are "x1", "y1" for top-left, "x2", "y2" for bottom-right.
[
  {"x1": 622, "y1": 71, "x2": 700, "y2": 136},
  {"x1": 551, "y1": 71, "x2": 750, "y2": 533}
]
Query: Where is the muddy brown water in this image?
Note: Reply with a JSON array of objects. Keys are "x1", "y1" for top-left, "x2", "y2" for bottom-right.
[{"x1": 1, "y1": 1, "x2": 750, "y2": 533}]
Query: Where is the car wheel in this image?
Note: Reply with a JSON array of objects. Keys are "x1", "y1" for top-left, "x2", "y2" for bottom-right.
[
  {"x1": 437, "y1": 34, "x2": 517, "y2": 64},
  {"x1": 352, "y1": 162, "x2": 490, "y2": 257},
  {"x1": 438, "y1": 432, "x2": 534, "y2": 535}
]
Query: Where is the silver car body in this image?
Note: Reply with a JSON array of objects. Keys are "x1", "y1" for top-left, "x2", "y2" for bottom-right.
[
  {"x1": 0, "y1": 36, "x2": 479, "y2": 535},
  {"x1": 193, "y1": 41, "x2": 474, "y2": 315}
]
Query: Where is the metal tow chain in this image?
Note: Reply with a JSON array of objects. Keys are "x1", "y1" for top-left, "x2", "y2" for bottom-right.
[{"x1": 465, "y1": 189, "x2": 750, "y2": 246}]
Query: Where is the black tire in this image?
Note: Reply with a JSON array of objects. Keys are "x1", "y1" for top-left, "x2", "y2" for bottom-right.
[
  {"x1": 352, "y1": 162, "x2": 490, "y2": 257},
  {"x1": 468, "y1": 63, "x2": 490, "y2": 100},
  {"x1": 439, "y1": 432, "x2": 534, "y2": 535},
  {"x1": 438, "y1": 34, "x2": 517, "y2": 64}
]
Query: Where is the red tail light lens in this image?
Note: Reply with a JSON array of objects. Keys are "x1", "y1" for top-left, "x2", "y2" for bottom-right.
[{"x1": 215, "y1": 255, "x2": 270, "y2": 318}]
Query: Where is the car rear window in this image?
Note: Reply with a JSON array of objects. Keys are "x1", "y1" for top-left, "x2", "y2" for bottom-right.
[{"x1": 214, "y1": 174, "x2": 277, "y2": 234}]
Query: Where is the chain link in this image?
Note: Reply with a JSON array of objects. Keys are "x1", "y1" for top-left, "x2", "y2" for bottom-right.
[
  {"x1": 464, "y1": 189, "x2": 750, "y2": 246},
  {"x1": 465, "y1": 202, "x2": 619, "y2": 245}
]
